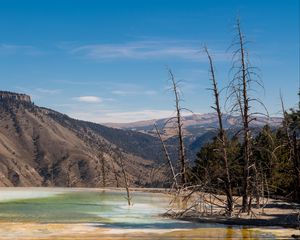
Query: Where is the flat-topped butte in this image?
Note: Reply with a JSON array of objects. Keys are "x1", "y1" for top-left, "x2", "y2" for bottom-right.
[{"x1": 0, "y1": 91, "x2": 31, "y2": 103}]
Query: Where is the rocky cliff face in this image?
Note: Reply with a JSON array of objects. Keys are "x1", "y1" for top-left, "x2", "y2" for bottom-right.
[
  {"x1": 0, "y1": 91, "x2": 168, "y2": 187},
  {"x1": 0, "y1": 91, "x2": 31, "y2": 103}
]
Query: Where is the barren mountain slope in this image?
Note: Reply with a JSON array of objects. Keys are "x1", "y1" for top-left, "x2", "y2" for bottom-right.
[{"x1": 0, "y1": 91, "x2": 167, "y2": 187}]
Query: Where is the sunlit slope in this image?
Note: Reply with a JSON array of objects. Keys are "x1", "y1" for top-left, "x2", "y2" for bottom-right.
[{"x1": 0, "y1": 91, "x2": 167, "y2": 187}]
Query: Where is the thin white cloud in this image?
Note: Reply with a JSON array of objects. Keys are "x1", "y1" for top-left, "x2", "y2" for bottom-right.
[
  {"x1": 13, "y1": 87, "x2": 61, "y2": 101},
  {"x1": 112, "y1": 89, "x2": 158, "y2": 96},
  {"x1": 35, "y1": 88, "x2": 61, "y2": 95},
  {"x1": 70, "y1": 41, "x2": 229, "y2": 61},
  {"x1": 103, "y1": 110, "x2": 174, "y2": 122},
  {"x1": 67, "y1": 108, "x2": 199, "y2": 123},
  {"x1": 73, "y1": 96, "x2": 102, "y2": 103},
  {"x1": 68, "y1": 109, "x2": 176, "y2": 123},
  {"x1": 111, "y1": 90, "x2": 133, "y2": 96},
  {"x1": 0, "y1": 43, "x2": 42, "y2": 56}
]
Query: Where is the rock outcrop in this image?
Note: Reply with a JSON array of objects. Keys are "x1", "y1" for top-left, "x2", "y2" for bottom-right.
[{"x1": 0, "y1": 91, "x2": 31, "y2": 103}]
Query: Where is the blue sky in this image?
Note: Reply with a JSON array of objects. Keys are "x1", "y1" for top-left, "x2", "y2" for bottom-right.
[{"x1": 0, "y1": 0, "x2": 299, "y2": 123}]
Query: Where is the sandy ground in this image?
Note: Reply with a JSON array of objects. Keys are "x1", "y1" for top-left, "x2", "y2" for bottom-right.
[
  {"x1": 165, "y1": 192, "x2": 300, "y2": 227},
  {"x1": 161, "y1": 190, "x2": 300, "y2": 239}
]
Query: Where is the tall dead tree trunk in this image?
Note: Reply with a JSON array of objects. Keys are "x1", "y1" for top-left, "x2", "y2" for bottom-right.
[
  {"x1": 228, "y1": 18, "x2": 266, "y2": 212},
  {"x1": 111, "y1": 161, "x2": 120, "y2": 187},
  {"x1": 118, "y1": 155, "x2": 132, "y2": 206},
  {"x1": 168, "y1": 68, "x2": 187, "y2": 186},
  {"x1": 101, "y1": 156, "x2": 106, "y2": 187},
  {"x1": 50, "y1": 162, "x2": 55, "y2": 186},
  {"x1": 65, "y1": 160, "x2": 78, "y2": 187},
  {"x1": 95, "y1": 154, "x2": 106, "y2": 187},
  {"x1": 154, "y1": 123, "x2": 179, "y2": 189},
  {"x1": 66, "y1": 160, "x2": 72, "y2": 187},
  {"x1": 237, "y1": 19, "x2": 251, "y2": 212},
  {"x1": 227, "y1": 19, "x2": 254, "y2": 212},
  {"x1": 204, "y1": 47, "x2": 233, "y2": 215}
]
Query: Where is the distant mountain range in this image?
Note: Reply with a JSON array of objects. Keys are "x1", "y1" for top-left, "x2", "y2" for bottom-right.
[
  {"x1": 104, "y1": 113, "x2": 282, "y2": 139},
  {"x1": 105, "y1": 113, "x2": 282, "y2": 161},
  {"x1": 0, "y1": 91, "x2": 282, "y2": 187}
]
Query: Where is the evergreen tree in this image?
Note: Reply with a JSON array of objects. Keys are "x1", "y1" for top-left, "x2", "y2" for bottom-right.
[{"x1": 192, "y1": 136, "x2": 241, "y2": 194}]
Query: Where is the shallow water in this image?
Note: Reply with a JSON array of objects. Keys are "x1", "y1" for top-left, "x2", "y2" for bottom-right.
[{"x1": 0, "y1": 188, "x2": 287, "y2": 239}]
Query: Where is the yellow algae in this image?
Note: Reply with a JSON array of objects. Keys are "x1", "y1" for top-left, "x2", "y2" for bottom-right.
[{"x1": 0, "y1": 222, "x2": 284, "y2": 239}]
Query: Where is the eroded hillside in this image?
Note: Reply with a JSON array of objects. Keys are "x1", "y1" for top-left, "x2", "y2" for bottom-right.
[{"x1": 0, "y1": 91, "x2": 168, "y2": 187}]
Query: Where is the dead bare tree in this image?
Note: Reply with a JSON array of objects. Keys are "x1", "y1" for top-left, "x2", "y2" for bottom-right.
[
  {"x1": 111, "y1": 161, "x2": 120, "y2": 187},
  {"x1": 65, "y1": 160, "x2": 78, "y2": 187},
  {"x1": 236, "y1": 18, "x2": 251, "y2": 212},
  {"x1": 167, "y1": 68, "x2": 187, "y2": 186},
  {"x1": 95, "y1": 153, "x2": 106, "y2": 187},
  {"x1": 49, "y1": 162, "x2": 55, "y2": 186},
  {"x1": 227, "y1": 18, "x2": 267, "y2": 212},
  {"x1": 204, "y1": 46, "x2": 234, "y2": 215},
  {"x1": 106, "y1": 146, "x2": 120, "y2": 188},
  {"x1": 118, "y1": 154, "x2": 132, "y2": 206},
  {"x1": 100, "y1": 155, "x2": 106, "y2": 187},
  {"x1": 154, "y1": 123, "x2": 179, "y2": 189}
]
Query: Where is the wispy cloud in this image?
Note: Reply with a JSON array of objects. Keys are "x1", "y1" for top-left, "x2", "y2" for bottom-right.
[
  {"x1": 53, "y1": 79, "x2": 104, "y2": 86},
  {"x1": 73, "y1": 96, "x2": 102, "y2": 103},
  {"x1": 67, "y1": 108, "x2": 199, "y2": 123},
  {"x1": 13, "y1": 87, "x2": 62, "y2": 101},
  {"x1": 100, "y1": 110, "x2": 174, "y2": 123},
  {"x1": 35, "y1": 88, "x2": 62, "y2": 95},
  {"x1": 111, "y1": 90, "x2": 132, "y2": 96},
  {"x1": 112, "y1": 89, "x2": 157, "y2": 96},
  {"x1": 0, "y1": 44, "x2": 42, "y2": 56},
  {"x1": 69, "y1": 40, "x2": 229, "y2": 61},
  {"x1": 69, "y1": 109, "x2": 176, "y2": 123}
]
